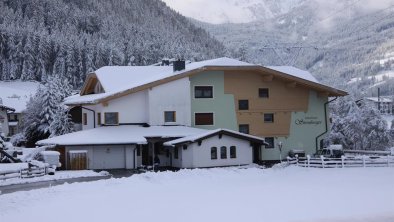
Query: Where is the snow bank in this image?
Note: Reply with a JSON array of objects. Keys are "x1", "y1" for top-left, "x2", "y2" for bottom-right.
[
  {"x1": 0, "y1": 166, "x2": 393, "y2": 222},
  {"x1": 0, "y1": 170, "x2": 105, "y2": 187}
]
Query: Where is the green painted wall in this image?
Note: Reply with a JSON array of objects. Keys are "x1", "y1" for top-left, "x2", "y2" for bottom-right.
[
  {"x1": 190, "y1": 71, "x2": 237, "y2": 130},
  {"x1": 261, "y1": 91, "x2": 329, "y2": 160}
]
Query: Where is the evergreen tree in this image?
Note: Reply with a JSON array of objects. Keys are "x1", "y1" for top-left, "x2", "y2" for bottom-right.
[{"x1": 49, "y1": 106, "x2": 74, "y2": 137}]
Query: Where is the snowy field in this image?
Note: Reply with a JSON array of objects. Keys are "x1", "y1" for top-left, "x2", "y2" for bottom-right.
[{"x1": 1, "y1": 166, "x2": 393, "y2": 222}]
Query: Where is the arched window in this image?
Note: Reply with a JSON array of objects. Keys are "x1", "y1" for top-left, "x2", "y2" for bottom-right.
[
  {"x1": 230, "y1": 146, "x2": 236, "y2": 158},
  {"x1": 220, "y1": 146, "x2": 227, "y2": 159},
  {"x1": 211, "y1": 147, "x2": 217, "y2": 160}
]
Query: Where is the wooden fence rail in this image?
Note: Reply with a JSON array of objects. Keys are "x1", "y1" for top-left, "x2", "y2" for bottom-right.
[
  {"x1": 0, "y1": 166, "x2": 47, "y2": 181},
  {"x1": 287, "y1": 155, "x2": 394, "y2": 168}
]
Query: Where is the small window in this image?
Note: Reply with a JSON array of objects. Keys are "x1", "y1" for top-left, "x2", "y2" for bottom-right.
[
  {"x1": 259, "y1": 88, "x2": 269, "y2": 98},
  {"x1": 239, "y1": 124, "x2": 249, "y2": 134},
  {"x1": 211, "y1": 147, "x2": 217, "y2": 160},
  {"x1": 220, "y1": 146, "x2": 227, "y2": 159},
  {"x1": 83, "y1": 113, "x2": 87, "y2": 125},
  {"x1": 164, "y1": 111, "x2": 176, "y2": 122},
  {"x1": 97, "y1": 113, "x2": 101, "y2": 125},
  {"x1": 265, "y1": 137, "x2": 274, "y2": 149},
  {"x1": 238, "y1": 100, "x2": 249, "y2": 110},
  {"x1": 195, "y1": 86, "x2": 213, "y2": 98},
  {"x1": 174, "y1": 147, "x2": 179, "y2": 159},
  {"x1": 230, "y1": 146, "x2": 236, "y2": 158},
  {"x1": 264, "y1": 113, "x2": 274, "y2": 123},
  {"x1": 195, "y1": 113, "x2": 214, "y2": 125},
  {"x1": 104, "y1": 112, "x2": 119, "y2": 125}
]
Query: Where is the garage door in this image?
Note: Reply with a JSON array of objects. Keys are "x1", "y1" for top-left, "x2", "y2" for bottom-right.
[{"x1": 92, "y1": 146, "x2": 125, "y2": 169}]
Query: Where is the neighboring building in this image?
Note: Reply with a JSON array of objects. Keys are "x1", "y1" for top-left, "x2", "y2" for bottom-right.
[
  {"x1": 0, "y1": 102, "x2": 15, "y2": 136},
  {"x1": 363, "y1": 97, "x2": 393, "y2": 115},
  {"x1": 0, "y1": 81, "x2": 40, "y2": 137},
  {"x1": 37, "y1": 57, "x2": 347, "y2": 169}
]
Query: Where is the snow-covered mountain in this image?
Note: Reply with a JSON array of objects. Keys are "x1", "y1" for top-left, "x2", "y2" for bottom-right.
[{"x1": 162, "y1": 0, "x2": 305, "y2": 24}]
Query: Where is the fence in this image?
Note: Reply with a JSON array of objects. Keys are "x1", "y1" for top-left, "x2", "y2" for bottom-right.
[
  {"x1": 0, "y1": 165, "x2": 47, "y2": 181},
  {"x1": 287, "y1": 155, "x2": 394, "y2": 168}
]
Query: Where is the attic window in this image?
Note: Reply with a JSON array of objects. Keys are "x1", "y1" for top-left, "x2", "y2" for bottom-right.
[{"x1": 94, "y1": 82, "x2": 104, "y2": 94}]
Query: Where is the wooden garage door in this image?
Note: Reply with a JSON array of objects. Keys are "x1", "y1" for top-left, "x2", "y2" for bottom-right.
[{"x1": 68, "y1": 151, "x2": 88, "y2": 170}]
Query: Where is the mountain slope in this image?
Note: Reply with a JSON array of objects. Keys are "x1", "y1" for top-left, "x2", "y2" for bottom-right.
[
  {"x1": 193, "y1": 1, "x2": 394, "y2": 96},
  {"x1": 0, "y1": 0, "x2": 226, "y2": 87},
  {"x1": 162, "y1": 0, "x2": 304, "y2": 24}
]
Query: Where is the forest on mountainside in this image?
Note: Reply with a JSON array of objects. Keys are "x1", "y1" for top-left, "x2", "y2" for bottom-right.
[{"x1": 0, "y1": 0, "x2": 226, "y2": 87}]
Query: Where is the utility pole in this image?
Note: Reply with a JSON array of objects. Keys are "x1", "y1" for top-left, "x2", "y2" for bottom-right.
[{"x1": 378, "y1": 87, "x2": 381, "y2": 111}]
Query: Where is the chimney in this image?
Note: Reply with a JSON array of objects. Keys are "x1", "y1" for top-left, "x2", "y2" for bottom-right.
[{"x1": 173, "y1": 60, "x2": 185, "y2": 72}]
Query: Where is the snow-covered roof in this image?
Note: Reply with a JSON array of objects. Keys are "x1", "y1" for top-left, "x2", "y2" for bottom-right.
[
  {"x1": 163, "y1": 128, "x2": 266, "y2": 146},
  {"x1": 364, "y1": 97, "x2": 392, "y2": 103},
  {"x1": 36, "y1": 125, "x2": 208, "y2": 146},
  {"x1": 265, "y1": 66, "x2": 319, "y2": 84},
  {"x1": 0, "y1": 104, "x2": 15, "y2": 112},
  {"x1": 64, "y1": 57, "x2": 346, "y2": 105},
  {"x1": 0, "y1": 81, "x2": 41, "y2": 113}
]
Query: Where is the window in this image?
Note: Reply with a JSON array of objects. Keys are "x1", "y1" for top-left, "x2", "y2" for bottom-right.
[
  {"x1": 211, "y1": 147, "x2": 217, "y2": 160},
  {"x1": 83, "y1": 113, "x2": 87, "y2": 125},
  {"x1": 174, "y1": 147, "x2": 179, "y2": 159},
  {"x1": 265, "y1": 137, "x2": 274, "y2": 149},
  {"x1": 195, "y1": 113, "x2": 214, "y2": 125},
  {"x1": 259, "y1": 88, "x2": 269, "y2": 98},
  {"x1": 104, "y1": 112, "x2": 119, "y2": 125},
  {"x1": 230, "y1": 146, "x2": 236, "y2": 158},
  {"x1": 194, "y1": 86, "x2": 213, "y2": 98},
  {"x1": 264, "y1": 113, "x2": 274, "y2": 123},
  {"x1": 97, "y1": 113, "x2": 101, "y2": 125},
  {"x1": 239, "y1": 124, "x2": 249, "y2": 134},
  {"x1": 220, "y1": 146, "x2": 227, "y2": 159},
  {"x1": 238, "y1": 100, "x2": 249, "y2": 110},
  {"x1": 8, "y1": 114, "x2": 18, "y2": 121},
  {"x1": 164, "y1": 111, "x2": 176, "y2": 122}
]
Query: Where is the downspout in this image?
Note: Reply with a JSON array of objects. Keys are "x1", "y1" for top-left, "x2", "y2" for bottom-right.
[
  {"x1": 81, "y1": 106, "x2": 96, "y2": 128},
  {"x1": 315, "y1": 97, "x2": 338, "y2": 153}
]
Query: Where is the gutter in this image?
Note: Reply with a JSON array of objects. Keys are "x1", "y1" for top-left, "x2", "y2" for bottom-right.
[{"x1": 315, "y1": 97, "x2": 338, "y2": 153}]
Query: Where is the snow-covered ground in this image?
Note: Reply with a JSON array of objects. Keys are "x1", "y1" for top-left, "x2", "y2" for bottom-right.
[{"x1": 1, "y1": 166, "x2": 393, "y2": 222}]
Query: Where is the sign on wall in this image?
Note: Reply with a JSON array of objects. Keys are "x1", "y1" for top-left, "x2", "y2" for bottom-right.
[{"x1": 295, "y1": 116, "x2": 322, "y2": 125}]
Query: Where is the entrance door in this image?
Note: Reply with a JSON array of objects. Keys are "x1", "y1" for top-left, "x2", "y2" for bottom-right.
[
  {"x1": 142, "y1": 144, "x2": 150, "y2": 165},
  {"x1": 253, "y1": 144, "x2": 261, "y2": 163}
]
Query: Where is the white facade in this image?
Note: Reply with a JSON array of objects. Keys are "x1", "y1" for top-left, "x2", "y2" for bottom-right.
[
  {"x1": 172, "y1": 135, "x2": 253, "y2": 168},
  {"x1": 148, "y1": 77, "x2": 191, "y2": 126},
  {"x1": 82, "y1": 90, "x2": 149, "y2": 130},
  {"x1": 81, "y1": 78, "x2": 192, "y2": 129}
]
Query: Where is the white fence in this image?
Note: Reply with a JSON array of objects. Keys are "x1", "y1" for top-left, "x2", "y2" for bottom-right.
[
  {"x1": 0, "y1": 166, "x2": 47, "y2": 181},
  {"x1": 287, "y1": 155, "x2": 394, "y2": 168}
]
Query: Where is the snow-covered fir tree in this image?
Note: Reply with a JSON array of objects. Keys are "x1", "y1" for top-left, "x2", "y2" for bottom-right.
[
  {"x1": 328, "y1": 97, "x2": 392, "y2": 150},
  {"x1": 49, "y1": 106, "x2": 74, "y2": 138}
]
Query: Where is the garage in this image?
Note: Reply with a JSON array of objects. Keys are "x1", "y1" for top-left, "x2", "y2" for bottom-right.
[{"x1": 92, "y1": 146, "x2": 126, "y2": 169}]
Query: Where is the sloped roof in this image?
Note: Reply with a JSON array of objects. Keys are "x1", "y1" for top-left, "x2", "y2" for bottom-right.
[
  {"x1": 64, "y1": 57, "x2": 347, "y2": 105},
  {"x1": 0, "y1": 81, "x2": 40, "y2": 113},
  {"x1": 163, "y1": 128, "x2": 267, "y2": 146},
  {"x1": 0, "y1": 104, "x2": 15, "y2": 112},
  {"x1": 36, "y1": 125, "x2": 208, "y2": 146}
]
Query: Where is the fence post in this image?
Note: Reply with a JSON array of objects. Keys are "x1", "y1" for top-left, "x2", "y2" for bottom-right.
[
  {"x1": 387, "y1": 155, "x2": 390, "y2": 167},
  {"x1": 341, "y1": 155, "x2": 345, "y2": 168},
  {"x1": 295, "y1": 155, "x2": 299, "y2": 167},
  {"x1": 362, "y1": 155, "x2": 366, "y2": 168},
  {"x1": 320, "y1": 155, "x2": 325, "y2": 168},
  {"x1": 307, "y1": 155, "x2": 310, "y2": 168}
]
